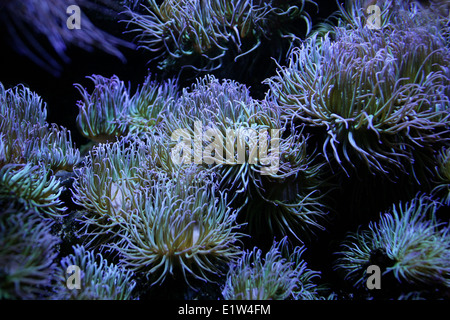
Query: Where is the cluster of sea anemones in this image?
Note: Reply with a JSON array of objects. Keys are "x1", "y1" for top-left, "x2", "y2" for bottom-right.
[
  {"x1": 0, "y1": 82, "x2": 79, "y2": 218},
  {"x1": 1, "y1": 0, "x2": 449, "y2": 301},
  {"x1": 67, "y1": 69, "x2": 332, "y2": 294},
  {"x1": 0, "y1": 80, "x2": 136, "y2": 299},
  {"x1": 71, "y1": 124, "x2": 244, "y2": 288},
  {"x1": 0, "y1": 83, "x2": 80, "y2": 171}
]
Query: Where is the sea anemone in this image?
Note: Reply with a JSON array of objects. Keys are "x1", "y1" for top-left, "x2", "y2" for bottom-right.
[
  {"x1": 0, "y1": 203, "x2": 60, "y2": 299},
  {"x1": 0, "y1": 163, "x2": 66, "y2": 219},
  {"x1": 0, "y1": 83, "x2": 80, "y2": 171},
  {"x1": 22, "y1": 124, "x2": 80, "y2": 172},
  {"x1": 265, "y1": 2, "x2": 450, "y2": 177},
  {"x1": 0, "y1": 83, "x2": 47, "y2": 127},
  {"x1": 164, "y1": 75, "x2": 329, "y2": 241},
  {"x1": 125, "y1": 0, "x2": 316, "y2": 73},
  {"x1": 334, "y1": 194, "x2": 450, "y2": 297},
  {"x1": 75, "y1": 75, "x2": 131, "y2": 143},
  {"x1": 0, "y1": 83, "x2": 47, "y2": 166},
  {"x1": 0, "y1": 83, "x2": 78, "y2": 219},
  {"x1": 125, "y1": 0, "x2": 270, "y2": 71},
  {"x1": 54, "y1": 244, "x2": 136, "y2": 300},
  {"x1": 112, "y1": 169, "x2": 243, "y2": 286},
  {"x1": 164, "y1": 74, "x2": 271, "y2": 195},
  {"x1": 122, "y1": 75, "x2": 179, "y2": 136},
  {"x1": 71, "y1": 134, "x2": 149, "y2": 246},
  {"x1": 222, "y1": 237, "x2": 321, "y2": 300},
  {"x1": 71, "y1": 131, "x2": 192, "y2": 249},
  {"x1": 75, "y1": 74, "x2": 179, "y2": 143}
]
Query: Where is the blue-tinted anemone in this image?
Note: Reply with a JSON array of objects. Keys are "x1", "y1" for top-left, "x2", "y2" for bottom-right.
[
  {"x1": 0, "y1": 204, "x2": 60, "y2": 299},
  {"x1": 23, "y1": 124, "x2": 80, "y2": 172},
  {"x1": 0, "y1": 121, "x2": 80, "y2": 172},
  {"x1": 75, "y1": 75, "x2": 132, "y2": 143},
  {"x1": 125, "y1": 0, "x2": 316, "y2": 72},
  {"x1": 265, "y1": 2, "x2": 450, "y2": 177},
  {"x1": 113, "y1": 169, "x2": 243, "y2": 287},
  {"x1": 340, "y1": 0, "x2": 449, "y2": 32},
  {"x1": 0, "y1": 83, "x2": 80, "y2": 171},
  {"x1": 0, "y1": 163, "x2": 66, "y2": 219},
  {"x1": 125, "y1": 0, "x2": 270, "y2": 71},
  {"x1": 335, "y1": 194, "x2": 450, "y2": 295},
  {"x1": 164, "y1": 75, "x2": 270, "y2": 200},
  {"x1": 71, "y1": 133, "x2": 193, "y2": 249},
  {"x1": 75, "y1": 74, "x2": 179, "y2": 142},
  {"x1": 0, "y1": 84, "x2": 47, "y2": 166},
  {"x1": 54, "y1": 245, "x2": 136, "y2": 300},
  {"x1": 164, "y1": 75, "x2": 329, "y2": 241},
  {"x1": 222, "y1": 237, "x2": 321, "y2": 300}
]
